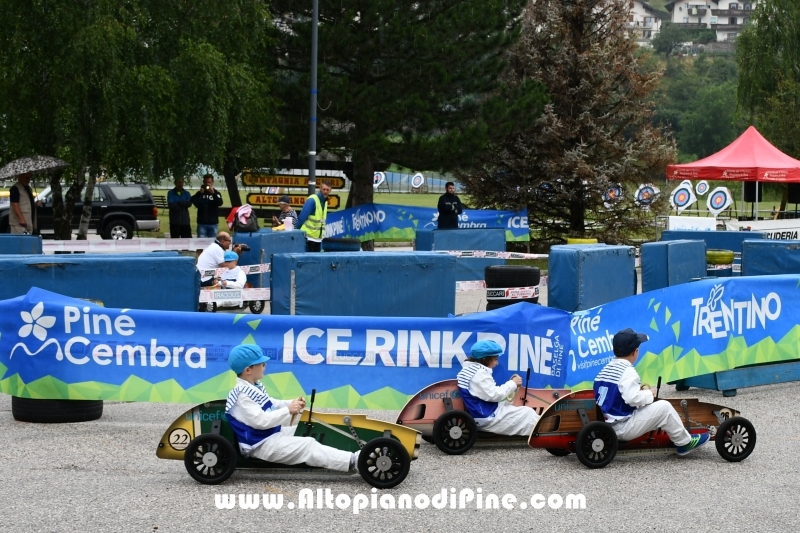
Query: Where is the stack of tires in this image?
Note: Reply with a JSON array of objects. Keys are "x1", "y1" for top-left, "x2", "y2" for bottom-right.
[
  {"x1": 12, "y1": 397, "x2": 103, "y2": 423},
  {"x1": 484, "y1": 265, "x2": 540, "y2": 311},
  {"x1": 707, "y1": 249, "x2": 734, "y2": 278}
]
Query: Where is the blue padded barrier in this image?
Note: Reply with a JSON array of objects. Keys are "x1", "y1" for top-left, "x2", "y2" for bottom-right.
[
  {"x1": 548, "y1": 245, "x2": 636, "y2": 312},
  {"x1": 641, "y1": 240, "x2": 707, "y2": 292},
  {"x1": 232, "y1": 229, "x2": 308, "y2": 288},
  {"x1": 0, "y1": 234, "x2": 43, "y2": 255},
  {"x1": 660, "y1": 230, "x2": 766, "y2": 276},
  {"x1": 0, "y1": 254, "x2": 199, "y2": 311},
  {"x1": 271, "y1": 252, "x2": 456, "y2": 317},
  {"x1": 741, "y1": 240, "x2": 800, "y2": 276},
  {"x1": 415, "y1": 228, "x2": 505, "y2": 281}
]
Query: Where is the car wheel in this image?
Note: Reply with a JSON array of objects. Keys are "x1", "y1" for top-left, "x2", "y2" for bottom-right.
[
  {"x1": 432, "y1": 410, "x2": 478, "y2": 455},
  {"x1": 358, "y1": 437, "x2": 411, "y2": 489},
  {"x1": 11, "y1": 397, "x2": 103, "y2": 423},
  {"x1": 715, "y1": 416, "x2": 756, "y2": 462},
  {"x1": 184, "y1": 434, "x2": 238, "y2": 485},
  {"x1": 248, "y1": 300, "x2": 265, "y2": 314},
  {"x1": 545, "y1": 448, "x2": 571, "y2": 457},
  {"x1": 575, "y1": 421, "x2": 617, "y2": 469},
  {"x1": 103, "y1": 220, "x2": 133, "y2": 240}
]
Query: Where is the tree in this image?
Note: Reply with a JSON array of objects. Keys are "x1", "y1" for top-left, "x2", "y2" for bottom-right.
[
  {"x1": 271, "y1": 0, "x2": 527, "y2": 240},
  {"x1": 737, "y1": 0, "x2": 800, "y2": 158},
  {"x1": 0, "y1": 0, "x2": 281, "y2": 239},
  {"x1": 651, "y1": 22, "x2": 689, "y2": 56},
  {"x1": 457, "y1": 0, "x2": 676, "y2": 245}
]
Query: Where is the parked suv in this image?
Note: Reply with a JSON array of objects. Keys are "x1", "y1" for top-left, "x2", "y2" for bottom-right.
[{"x1": 0, "y1": 183, "x2": 160, "y2": 239}]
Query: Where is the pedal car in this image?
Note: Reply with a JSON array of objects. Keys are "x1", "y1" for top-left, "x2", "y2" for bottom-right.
[
  {"x1": 395, "y1": 378, "x2": 570, "y2": 455},
  {"x1": 527, "y1": 389, "x2": 756, "y2": 468},
  {"x1": 157, "y1": 399, "x2": 421, "y2": 488},
  {"x1": 200, "y1": 282, "x2": 266, "y2": 314}
]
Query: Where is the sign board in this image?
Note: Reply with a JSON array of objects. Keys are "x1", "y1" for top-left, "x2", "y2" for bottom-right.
[
  {"x1": 247, "y1": 193, "x2": 341, "y2": 210},
  {"x1": 724, "y1": 218, "x2": 800, "y2": 239},
  {"x1": 241, "y1": 172, "x2": 346, "y2": 189},
  {"x1": 668, "y1": 216, "x2": 717, "y2": 231}
]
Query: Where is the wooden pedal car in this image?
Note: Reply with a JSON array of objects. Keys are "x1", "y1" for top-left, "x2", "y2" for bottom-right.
[
  {"x1": 157, "y1": 399, "x2": 421, "y2": 488},
  {"x1": 528, "y1": 389, "x2": 756, "y2": 468},
  {"x1": 395, "y1": 379, "x2": 571, "y2": 454}
]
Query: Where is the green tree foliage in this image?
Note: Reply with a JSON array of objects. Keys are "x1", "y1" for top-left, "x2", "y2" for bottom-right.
[
  {"x1": 457, "y1": 0, "x2": 676, "y2": 244},
  {"x1": 0, "y1": 0, "x2": 280, "y2": 238},
  {"x1": 651, "y1": 55, "x2": 741, "y2": 161},
  {"x1": 271, "y1": 0, "x2": 527, "y2": 214},
  {"x1": 651, "y1": 22, "x2": 689, "y2": 55},
  {"x1": 737, "y1": 0, "x2": 800, "y2": 158}
]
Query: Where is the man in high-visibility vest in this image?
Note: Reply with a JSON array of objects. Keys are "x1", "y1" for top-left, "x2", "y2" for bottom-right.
[{"x1": 297, "y1": 181, "x2": 331, "y2": 252}]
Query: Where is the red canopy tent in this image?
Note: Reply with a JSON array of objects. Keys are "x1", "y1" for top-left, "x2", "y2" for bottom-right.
[{"x1": 666, "y1": 126, "x2": 800, "y2": 183}]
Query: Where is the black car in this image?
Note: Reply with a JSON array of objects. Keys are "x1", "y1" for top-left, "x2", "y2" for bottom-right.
[{"x1": 0, "y1": 183, "x2": 160, "y2": 239}]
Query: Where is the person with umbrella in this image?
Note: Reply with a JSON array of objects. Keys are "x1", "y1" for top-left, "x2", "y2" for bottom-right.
[{"x1": 9, "y1": 172, "x2": 41, "y2": 234}]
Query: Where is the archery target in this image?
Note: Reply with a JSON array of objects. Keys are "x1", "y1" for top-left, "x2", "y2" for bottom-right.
[
  {"x1": 707, "y1": 187, "x2": 733, "y2": 216},
  {"x1": 635, "y1": 184, "x2": 660, "y2": 206},
  {"x1": 411, "y1": 173, "x2": 425, "y2": 188},
  {"x1": 603, "y1": 184, "x2": 623, "y2": 209},
  {"x1": 373, "y1": 172, "x2": 386, "y2": 188},
  {"x1": 670, "y1": 184, "x2": 697, "y2": 213},
  {"x1": 695, "y1": 180, "x2": 710, "y2": 195}
]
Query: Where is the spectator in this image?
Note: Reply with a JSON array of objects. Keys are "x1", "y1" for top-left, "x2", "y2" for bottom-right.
[
  {"x1": 437, "y1": 181, "x2": 463, "y2": 229},
  {"x1": 272, "y1": 195, "x2": 299, "y2": 229},
  {"x1": 9, "y1": 172, "x2": 41, "y2": 234},
  {"x1": 297, "y1": 181, "x2": 331, "y2": 252},
  {"x1": 167, "y1": 178, "x2": 193, "y2": 238},
  {"x1": 196, "y1": 232, "x2": 242, "y2": 287},
  {"x1": 192, "y1": 174, "x2": 224, "y2": 238}
]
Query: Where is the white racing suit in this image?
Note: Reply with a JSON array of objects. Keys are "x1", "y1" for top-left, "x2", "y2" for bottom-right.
[
  {"x1": 594, "y1": 359, "x2": 692, "y2": 446},
  {"x1": 217, "y1": 267, "x2": 247, "y2": 307},
  {"x1": 225, "y1": 378, "x2": 352, "y2": 471},
  {"x1": 456, "y1": 361, "x2": 540, "y2": 437}
]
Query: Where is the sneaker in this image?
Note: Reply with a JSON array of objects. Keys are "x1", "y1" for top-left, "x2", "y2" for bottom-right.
[{"x1": 676, "y1": 433, "x2": 710, "y2": 456}]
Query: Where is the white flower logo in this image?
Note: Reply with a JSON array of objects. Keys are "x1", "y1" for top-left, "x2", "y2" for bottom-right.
[{"x1": 19, "y1": 302, "x2": 56, "y2": 342}]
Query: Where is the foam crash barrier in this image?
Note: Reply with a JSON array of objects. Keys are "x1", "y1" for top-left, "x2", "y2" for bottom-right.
[
  {"x1": 415, "y1": 228, "x2": 505, "y2": 281},
  {"x1": 548, "y1": 244, "x2": 636, "y2": 312},
  {"x1": 0, "y1": 254, "x2": 199, "y2": 311},
  {"x1": 0, "y1": 234, "x2": 43, "y2": 255},
  {"x1": 271, "y1": 252, "x2": 456, "y2": 317},
  {"x1": 741, "y1": 240, "x2": 800, "y2": 276},
  {"x1": 641, "y1": 240, "x2": 707, "y2": 292},
  {"x1": 659, "y1": 230, "x2": 766, "y2": 276},
  {"x1": 231, "y1": 229, "x2": 308, "y2": 288}
]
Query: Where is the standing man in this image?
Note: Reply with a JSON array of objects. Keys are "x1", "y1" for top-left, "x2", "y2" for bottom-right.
[
  {"x1": 9, "y1": 172, "x2": 41, "y2": 234},
  {"x1": 437, "y1": 181, "x2": 463, "y2": 229},
  {"x1": 167, "y1": 178, "x2": 193, "y2": 238},
  {"x1": 297, "y1": 181, "x2": 331, "y2": 252},
  {"x1": 192, "y1": 174, "x2": 224, "y2": 238}
]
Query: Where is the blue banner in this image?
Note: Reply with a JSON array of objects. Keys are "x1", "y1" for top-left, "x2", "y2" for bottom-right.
[
  {"x1": 566, "y1": 275, "x2": 800, "y2": 389},
  {"x1": 0, "y1": 288, "x2": 568, "y2": 408},
  {"x1": 324, "y1": 204, "x2": 530, "y2": 242}
]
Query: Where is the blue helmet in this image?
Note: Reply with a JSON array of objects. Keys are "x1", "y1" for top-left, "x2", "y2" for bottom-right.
[{"x1": 470, "y1": 340, "x2": 504, "y2": 359}]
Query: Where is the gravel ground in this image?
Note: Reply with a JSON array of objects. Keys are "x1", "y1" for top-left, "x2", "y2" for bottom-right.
[{"x1": 5, "y1": 265, "x2": 797, "y2": 532}]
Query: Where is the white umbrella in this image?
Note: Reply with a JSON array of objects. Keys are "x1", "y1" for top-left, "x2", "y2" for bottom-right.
[{"x1": 0, "y1": 155, "x2": 69, "y2": 181}]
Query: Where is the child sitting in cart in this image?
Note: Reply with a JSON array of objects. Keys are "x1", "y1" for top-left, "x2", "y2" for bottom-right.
[
  {"x1": 224, "y1": 344, "x2": 359, "y2": 472},
  {"x1": 456, "y1": 340, "x2": 540, "y2": 436},
  {"x1": 594, "y1": 328, "x2": 710, "y2": 456}
]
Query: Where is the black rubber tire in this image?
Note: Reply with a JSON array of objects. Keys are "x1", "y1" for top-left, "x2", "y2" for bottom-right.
[
  {"x1": 486, "y1": 298, "x2": 539, "y2": 311},
  {"x1": 432, "y1": 410, "x2": 478, "y2": 455},
  {"x1": 485, "y1": 265, "x2": 540, "y2": 288},
  {"x1": 102, "y1": 219, "x2": 133, "y2": 240},
  {"x1": 11, "y1": 397, "x2": 103, "y2": 423},
  {"x1": 575, "y1": 421, "x2": 618, "y2": 469},
  {"x1": 322, "y1": 237, "x2": 361, "y2": 252},
  {"x1": 248, "y1": 300, "x2": 265, "y2": 314},
  {"x1": 715, "y1": 416, "x2": 756, "y2": 462},
  {"x1": 707, "y1": 249, "x2": 735, "y2": 265},
  {"x1": 184, "y1": 434, "x2": 238, "y2": 485},
  {"x1": 358, "y1": 437, "x2": 411, "y2": 489},
  {"x1": 421, "y1": 435, "x2": 434, "y2": 444},
  {"x1": 546, "y1": 448, "x2": 571, "y2": 457},
  {"x1": 210, "y1": 302, "x2": 218, "y2": 313}
]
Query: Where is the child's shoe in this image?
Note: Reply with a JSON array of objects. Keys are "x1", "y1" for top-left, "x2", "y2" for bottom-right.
[
  {"x1": 349, "y1": 451, "x2": 360, "y2": 473},
  {"x1": 676, "y1": 433, "x2": 710, "y2": 456}
]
